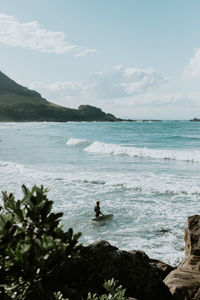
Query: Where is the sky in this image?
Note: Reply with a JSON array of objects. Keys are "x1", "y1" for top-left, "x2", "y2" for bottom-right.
[{"x1": 1, "y1": 0, "x2": 200, "y2": 119}]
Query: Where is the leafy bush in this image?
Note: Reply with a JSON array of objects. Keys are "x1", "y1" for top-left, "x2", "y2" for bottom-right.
[
  {"x1": 0, "y1": 185, "x2": 81, "y2": 300},
  {"x1": 53, "y1": 279, "x2": 128, "y2": 300},
  {"x1": 87, "y1": 279, "x2": 127, "y2": 300},
  {"x1": 54, "y1": 291, "x2": 69, "y2": 300},
  {"x1": 0, "y1": 185, "x2": 128, "y2": 300}
]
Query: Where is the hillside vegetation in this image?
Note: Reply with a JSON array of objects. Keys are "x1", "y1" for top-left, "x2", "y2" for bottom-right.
[{"x1": 0, "y1": 71, "x2": 119, "y2": 122}]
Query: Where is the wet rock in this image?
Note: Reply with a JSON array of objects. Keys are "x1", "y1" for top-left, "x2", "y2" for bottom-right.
[
  {"x1": 159, "y1": 228, "x2": 170, "y2": 234},
  {"x1": 164, "y1": 215, "x2": 200, "y2": 299},
  {"x1": 184, "y1": 215, "x2": 200, "y2": 257},
  {"x1": 64, "y1": 240, "x2": 173, "y2": 300},
  {"x1": 149, "y1": 258, "x2": 175, "y2": 280},
  {"x1": 164, "y1": 255, "x2": 200, "y2": 299}
]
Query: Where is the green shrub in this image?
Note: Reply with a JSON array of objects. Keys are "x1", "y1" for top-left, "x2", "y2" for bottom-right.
[
  {"x1": 53, "y1": 279, "x2": 128, "y2": 300},
  {"x1": 0, "y1": 185, "x2": 81, "y2": 300},
  {"x1": 87, "y1": 279, "x2": 127, "y2": 300},
  {"x1": 54, "y1": 291, "x2": 69, "y2": 300},
  {"x1": 0, "y1": 185, "x2": 128, "y2": 300}
]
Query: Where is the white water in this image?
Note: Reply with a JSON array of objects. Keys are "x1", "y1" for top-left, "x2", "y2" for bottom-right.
[
  {"x1": 85, "y1": 141, "x2": 200, "y2": 163},
  {"x1": 66, "y1": 137, "x2": 90, "y2": 146},
  {"x1": 1, "y1": 121, "x2": 200, "y2": 265}
]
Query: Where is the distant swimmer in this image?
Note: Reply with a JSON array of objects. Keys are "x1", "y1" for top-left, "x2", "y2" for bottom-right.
[{"x1": 94, "y1": 201, "x2": 104, "y2": 217}]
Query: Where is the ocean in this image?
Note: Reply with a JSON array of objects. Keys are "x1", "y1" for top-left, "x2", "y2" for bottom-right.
[{"x1": 1, "y1": 120, "x2": 200, "y2": 266}]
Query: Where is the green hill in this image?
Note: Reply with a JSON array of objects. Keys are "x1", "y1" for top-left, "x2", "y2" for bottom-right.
[{"x1": 0, "y1": 71, "x2": 119, "y2": 122}]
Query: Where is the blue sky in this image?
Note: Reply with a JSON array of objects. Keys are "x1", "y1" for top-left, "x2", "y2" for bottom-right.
[{"x1": 1, "y1": 0, "x2": 200, "y2": 119}]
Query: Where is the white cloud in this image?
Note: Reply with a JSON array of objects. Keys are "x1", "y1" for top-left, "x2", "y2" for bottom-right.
[
  {"x1": 19, "y1": 65, "x2": 199, "y2": 119},
  {"x1": 25, "y1": 81, "x2": 84, "y2": 96},
  {"x1": 19, "y1": 65, "x2": 166, "y2": 105},
  {"x1": 183, "y1": 48, "x2": 200, "y2": 79},
  {"x1": 18, "y1": 79, "x2": 90, "y2": 108},
  {"x1": 74, "y1": 49, "x2": 96, "y2": 57},
  {"x1": 102, "y1": 92, "x2": 200, "y2": 119},
  {"x1": 89, "y1": 65, "x2": 167, "y2": 98},
  {"x1": 0, "y1": 13, "x2": 95, "y2": 55}
]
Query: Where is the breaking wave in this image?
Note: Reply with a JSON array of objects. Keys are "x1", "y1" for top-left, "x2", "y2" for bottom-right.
[{"x1": 84, "y1": 141, "x2": 200, "y2": 163}]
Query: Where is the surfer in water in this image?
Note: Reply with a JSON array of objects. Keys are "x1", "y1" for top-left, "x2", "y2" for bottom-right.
[{"x1": 94, "y1": 201, "x2": 104, "y2": 217}]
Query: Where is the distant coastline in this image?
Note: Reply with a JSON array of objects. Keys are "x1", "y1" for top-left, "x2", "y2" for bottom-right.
[
  {"x1": 0, "y1": 70, "x2": 197, "y2": 123},
  {"x1": 0, "y1": 70, "x2": 121, "y2": 122},
  {"x1": 190, "y1": 117, "x2": 200, "y2": 122}
]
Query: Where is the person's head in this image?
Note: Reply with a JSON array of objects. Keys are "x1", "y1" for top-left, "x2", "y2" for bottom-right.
[{"x1": 96, "y1": 201, "x2": 100, "y2": 206}]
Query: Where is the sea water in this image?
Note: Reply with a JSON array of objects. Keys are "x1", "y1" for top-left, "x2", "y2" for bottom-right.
[{"x1": 1, "y1": 121, "x2": 200, "y2": 265}]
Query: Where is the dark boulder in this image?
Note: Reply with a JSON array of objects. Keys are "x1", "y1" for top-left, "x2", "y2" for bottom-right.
[
  {"x1": 149, "y1": 258, "x2": 175, "y2": 280},
  {"x1": 62, "y1": 240, "x2": 173, "y2": 300}
]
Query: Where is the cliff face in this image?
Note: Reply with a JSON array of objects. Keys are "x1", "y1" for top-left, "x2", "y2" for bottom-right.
[
  {"x1": 0, "y1": 71, "x2": 119, "y2": 122},
  {"x1": 164, "y1": 215, "x2": 200, "y2": 299}
]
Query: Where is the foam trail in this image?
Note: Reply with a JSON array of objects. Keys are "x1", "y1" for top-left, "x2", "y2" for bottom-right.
[
  {"x1": 84, "y1": 141, "x2": 200, "y2": 163},
  {"x1": 1, "y1": 160, "x2": 200, "y2": 196},
  {"x1": 66, "y1": 137, "x2": 90, "y2": 146}
]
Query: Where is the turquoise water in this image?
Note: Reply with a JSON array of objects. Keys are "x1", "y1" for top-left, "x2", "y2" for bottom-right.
[{"x1": 1, "y1": 121, "x2": 200, "y2": 265}]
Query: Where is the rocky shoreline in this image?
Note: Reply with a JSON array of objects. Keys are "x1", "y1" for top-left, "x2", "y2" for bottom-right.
[
  {"x1": 164, "y1": 215, "x2": 200, "y2": 299},
  {"x1": 67, "y1": 215, "x2": 200, "y2": 299},
  {"x1": 1, "y1": 185, "x2": 199, "y2": 299},
  {"x1": 190, "y1": 118, "x2": 200, "y2": 121}
]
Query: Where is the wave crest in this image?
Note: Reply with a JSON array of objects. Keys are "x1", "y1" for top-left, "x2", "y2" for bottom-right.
[
  {"x1": 66, "y1": 138, "x2": 90, "y2": 146},
  {"x1": 84, "y1": 141, "x2": 200, "y2": 163}
]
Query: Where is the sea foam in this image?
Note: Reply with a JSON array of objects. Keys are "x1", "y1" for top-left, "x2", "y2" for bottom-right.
[
  {"x1": 66, "y1": 137, "x2": 90, "y2": 146},
  {"x1": 84, "y1": 141, "x2": 200, "y2": 163}
]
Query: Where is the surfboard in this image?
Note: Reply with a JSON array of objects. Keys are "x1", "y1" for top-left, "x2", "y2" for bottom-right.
[{"x1": 92, "y1": 214, "x2": 113, "y2": 221}]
